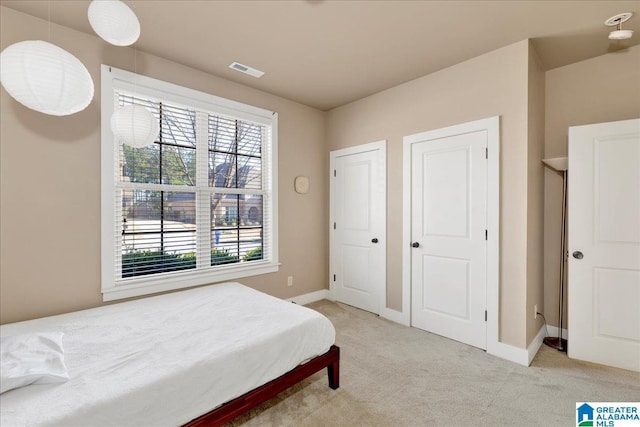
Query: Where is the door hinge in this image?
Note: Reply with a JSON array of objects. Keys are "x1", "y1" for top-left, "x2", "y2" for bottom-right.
[
  {"x1": 485, "y1": 229, "x2": 488, "y2": 240},
  {"x1": 485, "y1": 310, "x2": 487, "y2": 322},
  {"x1": 485, "y1": 148, "x2": 488, "y2": 159},
  {"x1": 334, "y1": 169, "x2": 336, "y2": 177},
  {"x1": 333, "y1": 274, "x2": 336, "y2": 282}
]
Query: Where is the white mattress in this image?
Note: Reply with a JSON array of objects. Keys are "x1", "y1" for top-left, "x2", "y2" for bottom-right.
[{"x1": 0, "y1": 282, "x2": 335, "y2": 427}]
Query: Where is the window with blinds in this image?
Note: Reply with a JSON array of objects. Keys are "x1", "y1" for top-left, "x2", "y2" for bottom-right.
[{"x1": 101, "y1": 65, "x2": 278, "y2": 301}]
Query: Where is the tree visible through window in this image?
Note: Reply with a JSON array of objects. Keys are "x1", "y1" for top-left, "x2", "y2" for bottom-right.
[
  {"x1": 118, "y1": 95, "x2": 266, "y2": 278},
  {"x1": 101, "y1": 65, "x2": 277, "y2": 301}
]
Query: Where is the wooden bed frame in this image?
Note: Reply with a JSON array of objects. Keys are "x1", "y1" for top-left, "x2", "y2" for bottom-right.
[{"x1": 185, "y1": 345, "x2": 340, "y2": 426}]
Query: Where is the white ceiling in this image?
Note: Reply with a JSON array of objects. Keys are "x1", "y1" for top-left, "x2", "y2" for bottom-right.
[{"x1": 2, "y1": 0, "x2": 639, "y2": 110}]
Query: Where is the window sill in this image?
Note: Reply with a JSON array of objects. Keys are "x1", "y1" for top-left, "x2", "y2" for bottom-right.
[{"x1": 102, "y1": 262, "x2": 279, "y2": 302}]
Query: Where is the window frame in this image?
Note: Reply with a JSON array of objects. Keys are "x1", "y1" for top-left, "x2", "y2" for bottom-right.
[{"x1": 101, "y1": 65, "x2": 278, "y2": 301}]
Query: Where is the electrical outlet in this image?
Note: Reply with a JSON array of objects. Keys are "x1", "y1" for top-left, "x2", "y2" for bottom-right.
[
  {"x1": 534, "y1": 304, "x2": 538, "y2": 319},
  {"x1": 287, "y1": 276, "x2": 293, "y2": 287}
]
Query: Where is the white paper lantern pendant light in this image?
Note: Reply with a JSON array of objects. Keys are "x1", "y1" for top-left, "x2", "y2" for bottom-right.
[
  {"x1": 0, "y1": 40, "x2": 94, "y2": 116},
  {"x1": 87, "y1": 0, "x2": 151, "y2": 146},
  {"x1": 111, "y1": 104, "x2": 159, "y2": 148},
  {"x1": 88, "y1": 0, "x2": 140, "y2": 46}
]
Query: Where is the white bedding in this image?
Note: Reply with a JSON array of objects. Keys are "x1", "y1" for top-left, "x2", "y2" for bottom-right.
[{"x1": 0, "y1": 282, "x2": 335, "y2": 427}]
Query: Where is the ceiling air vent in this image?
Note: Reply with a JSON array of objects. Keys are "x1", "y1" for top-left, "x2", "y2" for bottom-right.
[{"x1": 229, "y1": 62, "x2": 264, "y2": 78}]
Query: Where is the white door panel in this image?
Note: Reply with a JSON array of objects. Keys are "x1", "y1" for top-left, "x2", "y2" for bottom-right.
[
  {"x1": 331, "y1": 142, "x2": 386, "y2": 314},
  {"x1": 422, "y1": 148, "x2": 470, "y2": 238},
  {"x1": 343, "y1": 161, "x2": 371, "y2": 229},
  {"x1": 410, "y1": 130, "x2": 487, "y2": 350},
  {"x1": 568, "y1": 118, "x2": 640, "y2": 372},
  {"x1": 421, "y1": 255, "x2": 470, "y2": 319},
  {"x1": 341, "y1": 244, "x2": 371, "y2": 292}
]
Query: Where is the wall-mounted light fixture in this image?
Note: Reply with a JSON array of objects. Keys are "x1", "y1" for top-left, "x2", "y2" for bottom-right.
[{"x1": 294, "y1": 176, "x2": 310, "y2": 194}]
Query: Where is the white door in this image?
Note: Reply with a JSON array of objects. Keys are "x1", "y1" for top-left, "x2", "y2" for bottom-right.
[
  {"x1": 568, "y1": 118, "x2": 640, "y2": 372},
  {"x1": 409, "y1": 129, "x2": 487, "y2": 349},
  {"x1": 330, "y1": 141, "x2": 386, "y2": 314}
]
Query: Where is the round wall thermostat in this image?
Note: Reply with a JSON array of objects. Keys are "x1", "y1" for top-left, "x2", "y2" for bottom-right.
[{"x1": 294, "y1": 176, "x2": 310, "y2": 194}]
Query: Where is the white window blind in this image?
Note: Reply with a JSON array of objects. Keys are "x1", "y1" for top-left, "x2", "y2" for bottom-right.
[{"x1": 101, "y1": 65, "x2": 278, "y2": 301}]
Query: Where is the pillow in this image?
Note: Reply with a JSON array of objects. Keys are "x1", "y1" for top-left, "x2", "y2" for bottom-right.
[{"x1": 0, "y1": 331, "x2": 69, "y2": 394}]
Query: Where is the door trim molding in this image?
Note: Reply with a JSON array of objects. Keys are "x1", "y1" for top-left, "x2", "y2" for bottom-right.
[
  {"x1": 402, "y1": 116, "x2": 501, "y2": 354},
  {"x1": 329, "y1": 140, "x2": 387, "y2": 315}
]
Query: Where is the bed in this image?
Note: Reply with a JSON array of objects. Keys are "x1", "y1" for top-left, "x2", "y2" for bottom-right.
[{"x1": 0, "y1": 282, "x2": 339, "y2": 426}]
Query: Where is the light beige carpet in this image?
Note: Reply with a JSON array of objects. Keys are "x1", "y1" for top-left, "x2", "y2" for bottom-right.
[{"x1": 226, "y1": 300, "x2": 640, "y2": 426}]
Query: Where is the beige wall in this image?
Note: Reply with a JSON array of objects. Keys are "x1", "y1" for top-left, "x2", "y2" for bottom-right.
[
  {"x1": 5, "y1": 3, "x2": 635, "y2": 352},
  {"x1": 543, "y1": 44, "x2": 640, "y2": 330},
  {"x1": 326, "y1": 40, "x2": 532, "y2": 348},
  {"x1": 0, "y1": 7, "x2": 327, "y2": 324},
  {"x1": 525, "y1": 42, "x2": 546, "y2": 344}
]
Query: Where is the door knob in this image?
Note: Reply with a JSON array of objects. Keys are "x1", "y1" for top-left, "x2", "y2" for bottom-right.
[
  {"x1": 371, "y1": 238, "x2": 379, "y2": 243},
  {"x1": 412, "y1": 242, "x2": 420, "y2": 248},
  {"x1": 572, "y1": 251, "x2": 584, "y2": 260}
]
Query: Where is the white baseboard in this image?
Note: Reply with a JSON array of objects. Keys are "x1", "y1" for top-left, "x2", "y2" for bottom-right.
[
  {"x1": 285, "y1": 289, "x2": 330, "y2": 305},
  {"x1": 527, "y1": 325, "x2": 546, "y2": 365},
  {"x1": 490, "y1": 324, "x2": 565, "y2": 367},
  {"x1": 488, "y1": 341, "x2": 529, "y2": 366},
  {"x1": 487, "y1": 326, "x2": 547, "y2": 367}
]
